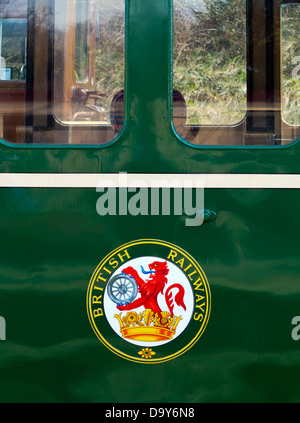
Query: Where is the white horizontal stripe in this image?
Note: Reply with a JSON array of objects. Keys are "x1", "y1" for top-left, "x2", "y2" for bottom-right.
[{"x1": 0, "y1": 173, "x2": 299, "y2": 189}]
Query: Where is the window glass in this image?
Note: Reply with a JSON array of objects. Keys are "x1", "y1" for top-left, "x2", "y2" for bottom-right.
[
  {"x1": 0, "y1": 0, "x2": 125, "y2": 144},
  {"x1": 0, "y1": 0, "x2": 27, "y2": 144},
  {"x1": 173, "y1": 0, "x2": 300, "y2": 146},
  {"x1": 53, "y1": 0, "x2": 125, "y2": 144},
  {"x1": 281, "y1": 3, "x2": 300, "y2": 127},
  {"x1": 173, "y1": 0, "x2": 247, "y2": 127},
  {"x1": 74, "y1": 1, "x2": 89, "y2": 82},
  {"x1": 0, "y1": 18, "x2": 27, "y2": 80},
  {"x1": 0, "y1": 0, "x2": 27, "y2": 81}
]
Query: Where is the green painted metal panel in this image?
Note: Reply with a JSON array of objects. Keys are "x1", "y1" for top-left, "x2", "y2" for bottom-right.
[{"x1": 0, "y1": 0, "x2": 299, "y2": 403}]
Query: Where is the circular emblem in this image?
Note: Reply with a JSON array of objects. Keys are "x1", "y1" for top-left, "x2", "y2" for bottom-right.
[{"x1": 86, "y1": 239, "x2": 211, "y2": 363}]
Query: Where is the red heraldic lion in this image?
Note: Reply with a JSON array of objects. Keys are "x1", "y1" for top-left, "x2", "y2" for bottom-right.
[{"x1": 117, "y1": 260, "x2": 186, "y2": 316}]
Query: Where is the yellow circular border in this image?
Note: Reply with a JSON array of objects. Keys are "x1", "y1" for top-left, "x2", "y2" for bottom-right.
[{"x1": 87, "y1": 239, "x2": 211, "y2": 364}]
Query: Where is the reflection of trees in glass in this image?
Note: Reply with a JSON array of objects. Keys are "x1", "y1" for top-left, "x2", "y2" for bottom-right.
[
  {"x1": 94, "y1": 0, "x2": 125, "y2": 120},
  {"x1": 174, "y1": 0, "x2": 300, "y2": 127},
  {"x1": 173, "y1": 0, "x2": 247, "y2": 125},
  {"x1": 281, "y1": 4, "x2": 300, "y2": 126},
  {"x1": 0, "y1": 19, "x2": 27, "y2": 80},
  {"x1": 74, "y1": 0, "x2": 88, "y2": 82}
]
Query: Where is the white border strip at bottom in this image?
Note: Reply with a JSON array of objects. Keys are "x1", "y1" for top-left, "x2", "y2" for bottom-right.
[{"x1": 0, "y1": 173, "x2": 300, "y2": 189}]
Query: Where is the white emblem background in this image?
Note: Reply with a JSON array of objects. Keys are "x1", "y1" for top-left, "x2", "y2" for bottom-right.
[{"x1": 103, "y1": 256, "x2": 195, "y2": 347}]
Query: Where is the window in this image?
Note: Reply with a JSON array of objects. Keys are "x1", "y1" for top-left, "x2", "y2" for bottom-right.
[
  {"x1": 0, "y1": 18, "x2": 27, "y2": 80},
  {"x1": 0, "y1": 0, "x2": 27, "y2": 144},
  {"x1": 53, "y1": 0, "x2": 125, "y2": 144},
  {"x1": 173, "y1": 0, "x2": 247, "y2": 127},
  {"x1": 0, "y1": 0, "x2": 125, "y2": 144},
  {"x1": 173, "y1": 0, "x2": 300, "y2": 146},
  {"x1": 74, "y1": 1, "x2": 89, "y2": 83},
  {"x1": 0, "y1": 0, "x2": 27, "y2": 80},
  {"x1": 281, "y1": 3, "x2": 300, "y2": 127}
]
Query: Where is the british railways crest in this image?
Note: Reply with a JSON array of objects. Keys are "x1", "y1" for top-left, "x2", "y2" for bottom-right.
[{"x1": 86, "y1": 239, "x2": 211, "y2": 363}]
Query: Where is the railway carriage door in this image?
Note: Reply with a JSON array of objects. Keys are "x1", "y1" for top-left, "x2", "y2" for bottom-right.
[{"x1": 170, "y1": 0, "x2": 300, "y2": 401}]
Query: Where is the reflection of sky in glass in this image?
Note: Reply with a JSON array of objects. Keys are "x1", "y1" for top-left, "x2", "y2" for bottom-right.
[
  {"x1": 0, "y1": 0, "x2": 28, "y2": 19},
  {"x1": 175, "y1": 0, "x2": 207, "y2": 14},
  {"x1": 54, "y1": 0, "x2": 68, "y2": 32},
  {"x1": 55, "y1": 0, "x2": 125, "y2": 31}
]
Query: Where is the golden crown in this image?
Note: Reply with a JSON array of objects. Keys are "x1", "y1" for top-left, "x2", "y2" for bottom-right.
[{"x1": 114, "y1": 309, "x2": 183, "y2": 342}]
